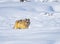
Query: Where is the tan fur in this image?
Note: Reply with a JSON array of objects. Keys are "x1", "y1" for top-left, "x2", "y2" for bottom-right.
[{"x1": 14, "y1": 18, "x2": 30, "y2": 29}]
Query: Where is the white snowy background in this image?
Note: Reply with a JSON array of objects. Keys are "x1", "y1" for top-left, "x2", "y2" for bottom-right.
[{"x1": 0, "y1": 0, "x2": 60, "y2": 44}]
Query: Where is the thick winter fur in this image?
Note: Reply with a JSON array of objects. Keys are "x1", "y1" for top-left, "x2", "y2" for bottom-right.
[{"x1": 14, "y1": 18, "x2": 30, "y2": 29}]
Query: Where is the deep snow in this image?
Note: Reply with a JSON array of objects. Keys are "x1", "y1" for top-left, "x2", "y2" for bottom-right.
[{"x1": 0, "y1": 1, "x2": 60, "y2": 44}]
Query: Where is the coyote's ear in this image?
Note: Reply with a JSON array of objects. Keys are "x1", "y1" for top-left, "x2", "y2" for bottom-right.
[
  {"x1": 28, "y1": 19, "x2": 30, "y2": 21},
  {"x1": 25, "y1": 18, "x2": 30, "y2": 21},
  {"x1": 19, "y1": 20, "x2": 22, "y2": 22}
]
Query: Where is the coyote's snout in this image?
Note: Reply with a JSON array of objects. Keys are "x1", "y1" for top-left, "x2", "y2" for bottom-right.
[{"x1": 14, "y1": 18, "x2": 30, "y2": 29}]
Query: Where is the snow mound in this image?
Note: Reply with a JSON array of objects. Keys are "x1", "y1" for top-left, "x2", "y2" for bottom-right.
[
  {"x1": 0, "y1": 0, "x2": 19, "y2": 2},
  {"x1": 35, "y1": 5, "x2": 54, "y2": 12},
  {"x1": 52, "y1": 5, "x2": 60, "y2": 12}
]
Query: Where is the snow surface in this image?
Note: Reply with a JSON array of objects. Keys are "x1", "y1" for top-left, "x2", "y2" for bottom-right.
[{"x1": 0, "y1": 1, "x2": 60, "y2": 44}]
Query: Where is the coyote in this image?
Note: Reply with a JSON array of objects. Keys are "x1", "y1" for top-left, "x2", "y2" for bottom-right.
[{"x1": 14, "y1": 18, "x2": 30, "y2": 29}]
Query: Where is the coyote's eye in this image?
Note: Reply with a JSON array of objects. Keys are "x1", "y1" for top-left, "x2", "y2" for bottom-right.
[
  {"x1": 27, "y1": 22, "x2": 29, "y2": 23},
  {"x1": 19, "y1": 20, "x2": 22, "y2": 21}
]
